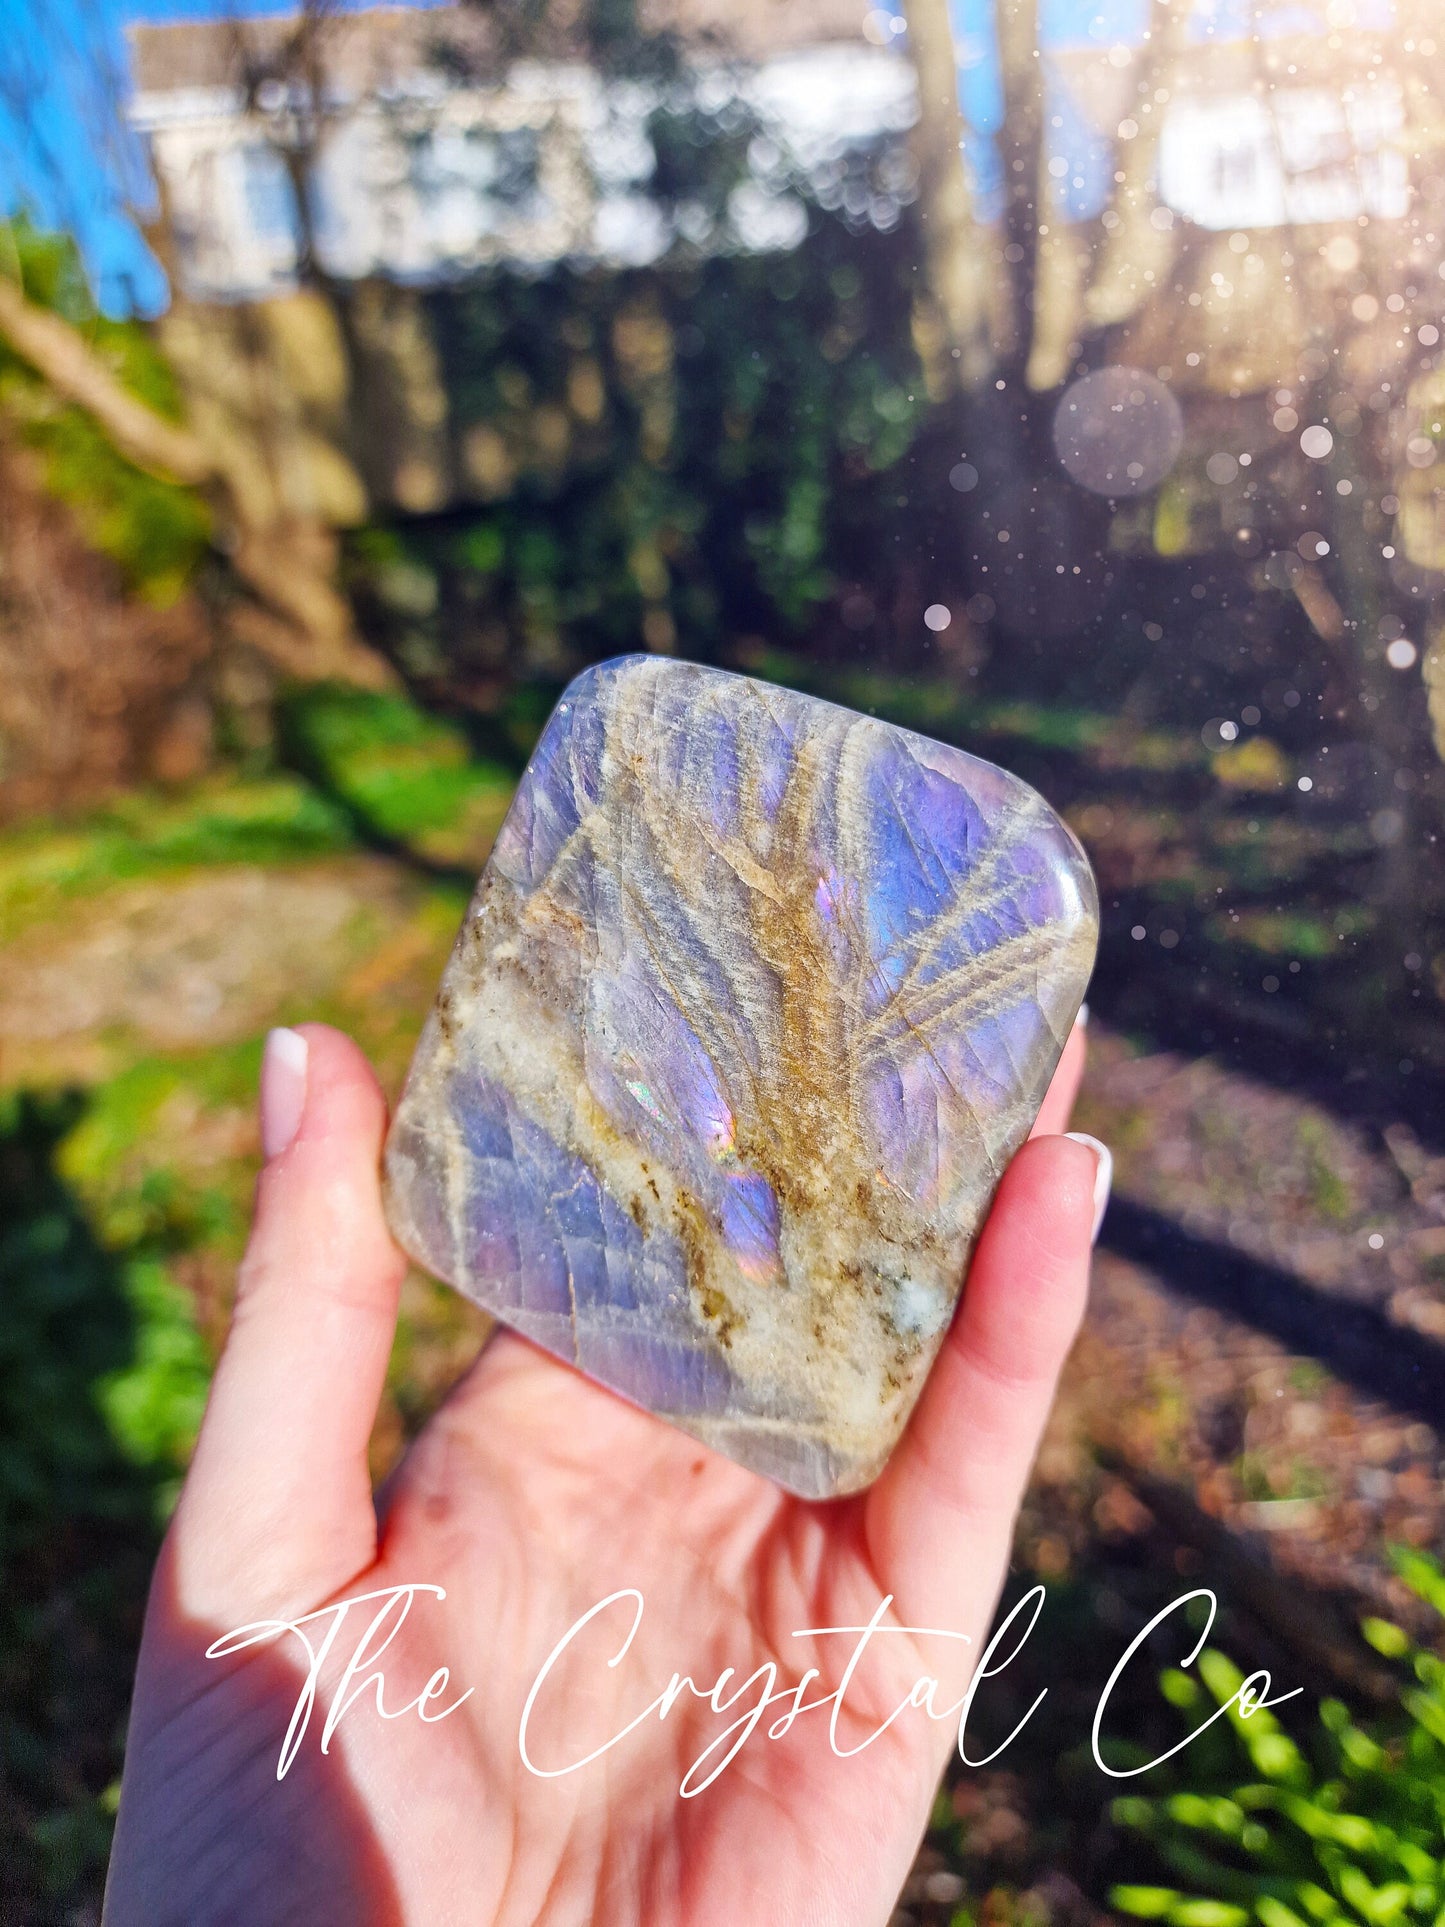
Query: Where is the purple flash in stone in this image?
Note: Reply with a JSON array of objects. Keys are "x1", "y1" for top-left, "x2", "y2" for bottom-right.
[{"x1": 383, "y1": 657, "x2": 1098, "y2": 1498}]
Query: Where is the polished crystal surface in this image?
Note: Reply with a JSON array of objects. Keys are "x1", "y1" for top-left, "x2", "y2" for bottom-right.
[{"x1": 383, "y1": 657, "x2": 1098, "y2": 1498}]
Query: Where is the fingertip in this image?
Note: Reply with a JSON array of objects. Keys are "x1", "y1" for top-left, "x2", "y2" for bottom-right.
[
  {"x1": 998, "y1": 1128, "x2": 1100, "y2": 1229},
  {"x1": 283, "y1": 1021, "x2": 392, "y2": 1159},
  {"x1": 1029, "y1": 1014, "x2": 1088, "y2": 1139},
  {"x1": 245, "y1": 1021, "x2": 403, "y2": 1309},
  {"x1": 970, "y1": 1132, "x2": 1098, "y2": 1332},
  {"x1": 1061, "y1": 1130, "x2": 1112, "y2": 1242},
  {"x1": 247, "y1": 1022, "x2": 399, "y2": 1286},
  {"x1": 260, "y1": 1027, "x2": 308, "y2": 1160}
]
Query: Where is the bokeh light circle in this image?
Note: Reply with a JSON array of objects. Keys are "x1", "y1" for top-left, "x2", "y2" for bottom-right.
[{"x1": 1052, "y1": 366, "x2": 1184, "y2": 497}]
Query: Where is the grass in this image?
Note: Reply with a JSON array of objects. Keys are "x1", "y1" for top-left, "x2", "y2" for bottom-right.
[
  {"x1": 0, "y1": 775, "x2": 354, "y2": 941},
  {"x1": 0, "y1": 684, "x2": 515, "y2": 944}
]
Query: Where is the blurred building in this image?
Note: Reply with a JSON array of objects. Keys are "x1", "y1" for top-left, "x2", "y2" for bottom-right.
[
  {"x1": 123, "y1": 3, "x2": 1436, "y2": 567},
  {"x1": 1159, "y1": 81, "x2": 1408, "y2": 231},
  {"x1": 1048, "y1": 33, "x2": 1410, "y2": 232},
  {"x1": 127, "y1": 4, "x2": 917, "y2": 300},
  {"x1": 130, "y1": 4, "x2": 1417, "y2": 306}
]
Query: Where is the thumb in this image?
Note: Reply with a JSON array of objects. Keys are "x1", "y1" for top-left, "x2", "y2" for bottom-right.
[{"x1": 172, "y1": 1024, "x2": 406, "y2": 1619}]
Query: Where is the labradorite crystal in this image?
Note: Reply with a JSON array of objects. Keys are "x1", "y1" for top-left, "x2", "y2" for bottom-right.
[{"x1": 383, "y1": 657, "x2": 1097, "y2": 1498}]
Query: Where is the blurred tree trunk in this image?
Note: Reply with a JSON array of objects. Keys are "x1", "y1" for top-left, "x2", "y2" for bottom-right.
[
  {"x1": 1026, "y1": 0, "x2": 1186, "y2": 391},
  {"x1": 229, "y1": 6, "x2": 338, "y2": 291},
  {"x1": 1424, "y1": 625, "x2": 1445, "y2": 765},
  {"x1": 1080, "y1": 0, "x2": 1185, "y2": 338},
  {"x1": 1026, "y1": 228, "x2": 1090, "y2": 395},
  {"x1": 905, "y1": 0, "x2": 993, "y2": 393},
  {"x1": 224, "y1": 6, "x2": 453, "y2": 525},
  {"x1": 995, "y1": 0, "x2": 1044, "y2": 384}
]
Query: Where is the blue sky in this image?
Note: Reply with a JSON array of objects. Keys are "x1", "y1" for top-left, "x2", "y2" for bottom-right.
[
  {"x1": 0, "y1": 0, "x2": 452, "y2": 310},
  {"x1": 0, "y1": 0, "x2": 1346, "y2": 314}
]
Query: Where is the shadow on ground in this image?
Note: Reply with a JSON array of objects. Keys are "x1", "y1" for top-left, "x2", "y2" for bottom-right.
[{"x1": 1101, "y1": 1197, "x2": 1445, "y2": 1428}]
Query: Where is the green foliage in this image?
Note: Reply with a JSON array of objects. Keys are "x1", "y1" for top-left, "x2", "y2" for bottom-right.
[
  {"x1": 352, "y1": 206, "x2": 931, "y2": 676},
  {"x1": 0, "y1": 219, "x2": 210, "y2": 602},
  {"x1": 1, "y1": 1091, "x2": 168, "y2": 1548},
  {"x1": 0, "y1": 1075, "x2": 215, "y2": 1550},
  {"x1": 28, "y1": 398, "x2": 211, "y2": 603},
  {"x1": 1109, "y1": 1555, "x2": 1445, "y2": 1926},
  {"x1": 2, "y1": 218, "x2": 191, "y2": 422},
  {"x1": 0, "y1": 1086, "x2": 210, "y2": 1909}
]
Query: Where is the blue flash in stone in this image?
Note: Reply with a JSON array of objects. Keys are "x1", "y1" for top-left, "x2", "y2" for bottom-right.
[{"x1": 383, "y1": 657, "x2": 1098, "y2": 1498}]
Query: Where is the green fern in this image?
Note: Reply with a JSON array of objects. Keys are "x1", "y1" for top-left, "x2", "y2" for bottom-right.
[{"x1": 1110, "y1": 1554, "x2": 1445, "y2": 1927}]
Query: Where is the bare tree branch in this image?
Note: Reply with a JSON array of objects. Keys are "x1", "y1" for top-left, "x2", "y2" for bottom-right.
[
  {"x1": 0, "y1": 272, "x2": 215, "y2": 483},
  {"x1": 228, "y1": 0, "x2": 348, "y2": 290}
]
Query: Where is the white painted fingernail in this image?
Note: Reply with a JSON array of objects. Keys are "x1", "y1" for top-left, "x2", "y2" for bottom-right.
[
  {"x1": 1073, "y1": 1000, "x2": 1090, "y2": 1029},
  {"x1": 1064, "y1": 1131, "x2": 1112, "y2": 1243},
  {"x1": 260, "y1": 1027, "x2": 309, "y2": 1161}
]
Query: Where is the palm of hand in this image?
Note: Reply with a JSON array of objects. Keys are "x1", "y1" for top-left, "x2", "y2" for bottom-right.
[
  {"x1": 106, "y1": 1026, "x2": 1094, "y2": 1927},
  {"x1": 367, "y1": 1336, "x2": 1010, "y2": 1925}
]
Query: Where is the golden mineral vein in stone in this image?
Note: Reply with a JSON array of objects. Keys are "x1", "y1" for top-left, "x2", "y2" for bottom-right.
[{"x1": 383, "y1": 656, "x2": 1098, "y2": 1498}]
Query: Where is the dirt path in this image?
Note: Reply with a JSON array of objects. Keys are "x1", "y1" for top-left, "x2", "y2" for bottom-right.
[
  {"x1": 0, "y1": 855, "x2": 437, "y2": 1084},
  {"x1": 1056, "y1": 1030, "x2": 1445, "y2": 1628}
]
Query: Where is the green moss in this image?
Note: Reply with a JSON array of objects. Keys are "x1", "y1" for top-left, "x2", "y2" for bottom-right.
[{"x1": 279, "y1": 683, "x2": 516, "y2": 862}]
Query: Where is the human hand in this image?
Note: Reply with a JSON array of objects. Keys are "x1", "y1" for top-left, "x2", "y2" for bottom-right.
[{"x1": 105, "y1": 1018, "x2": 1104, "y2": 1926}]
